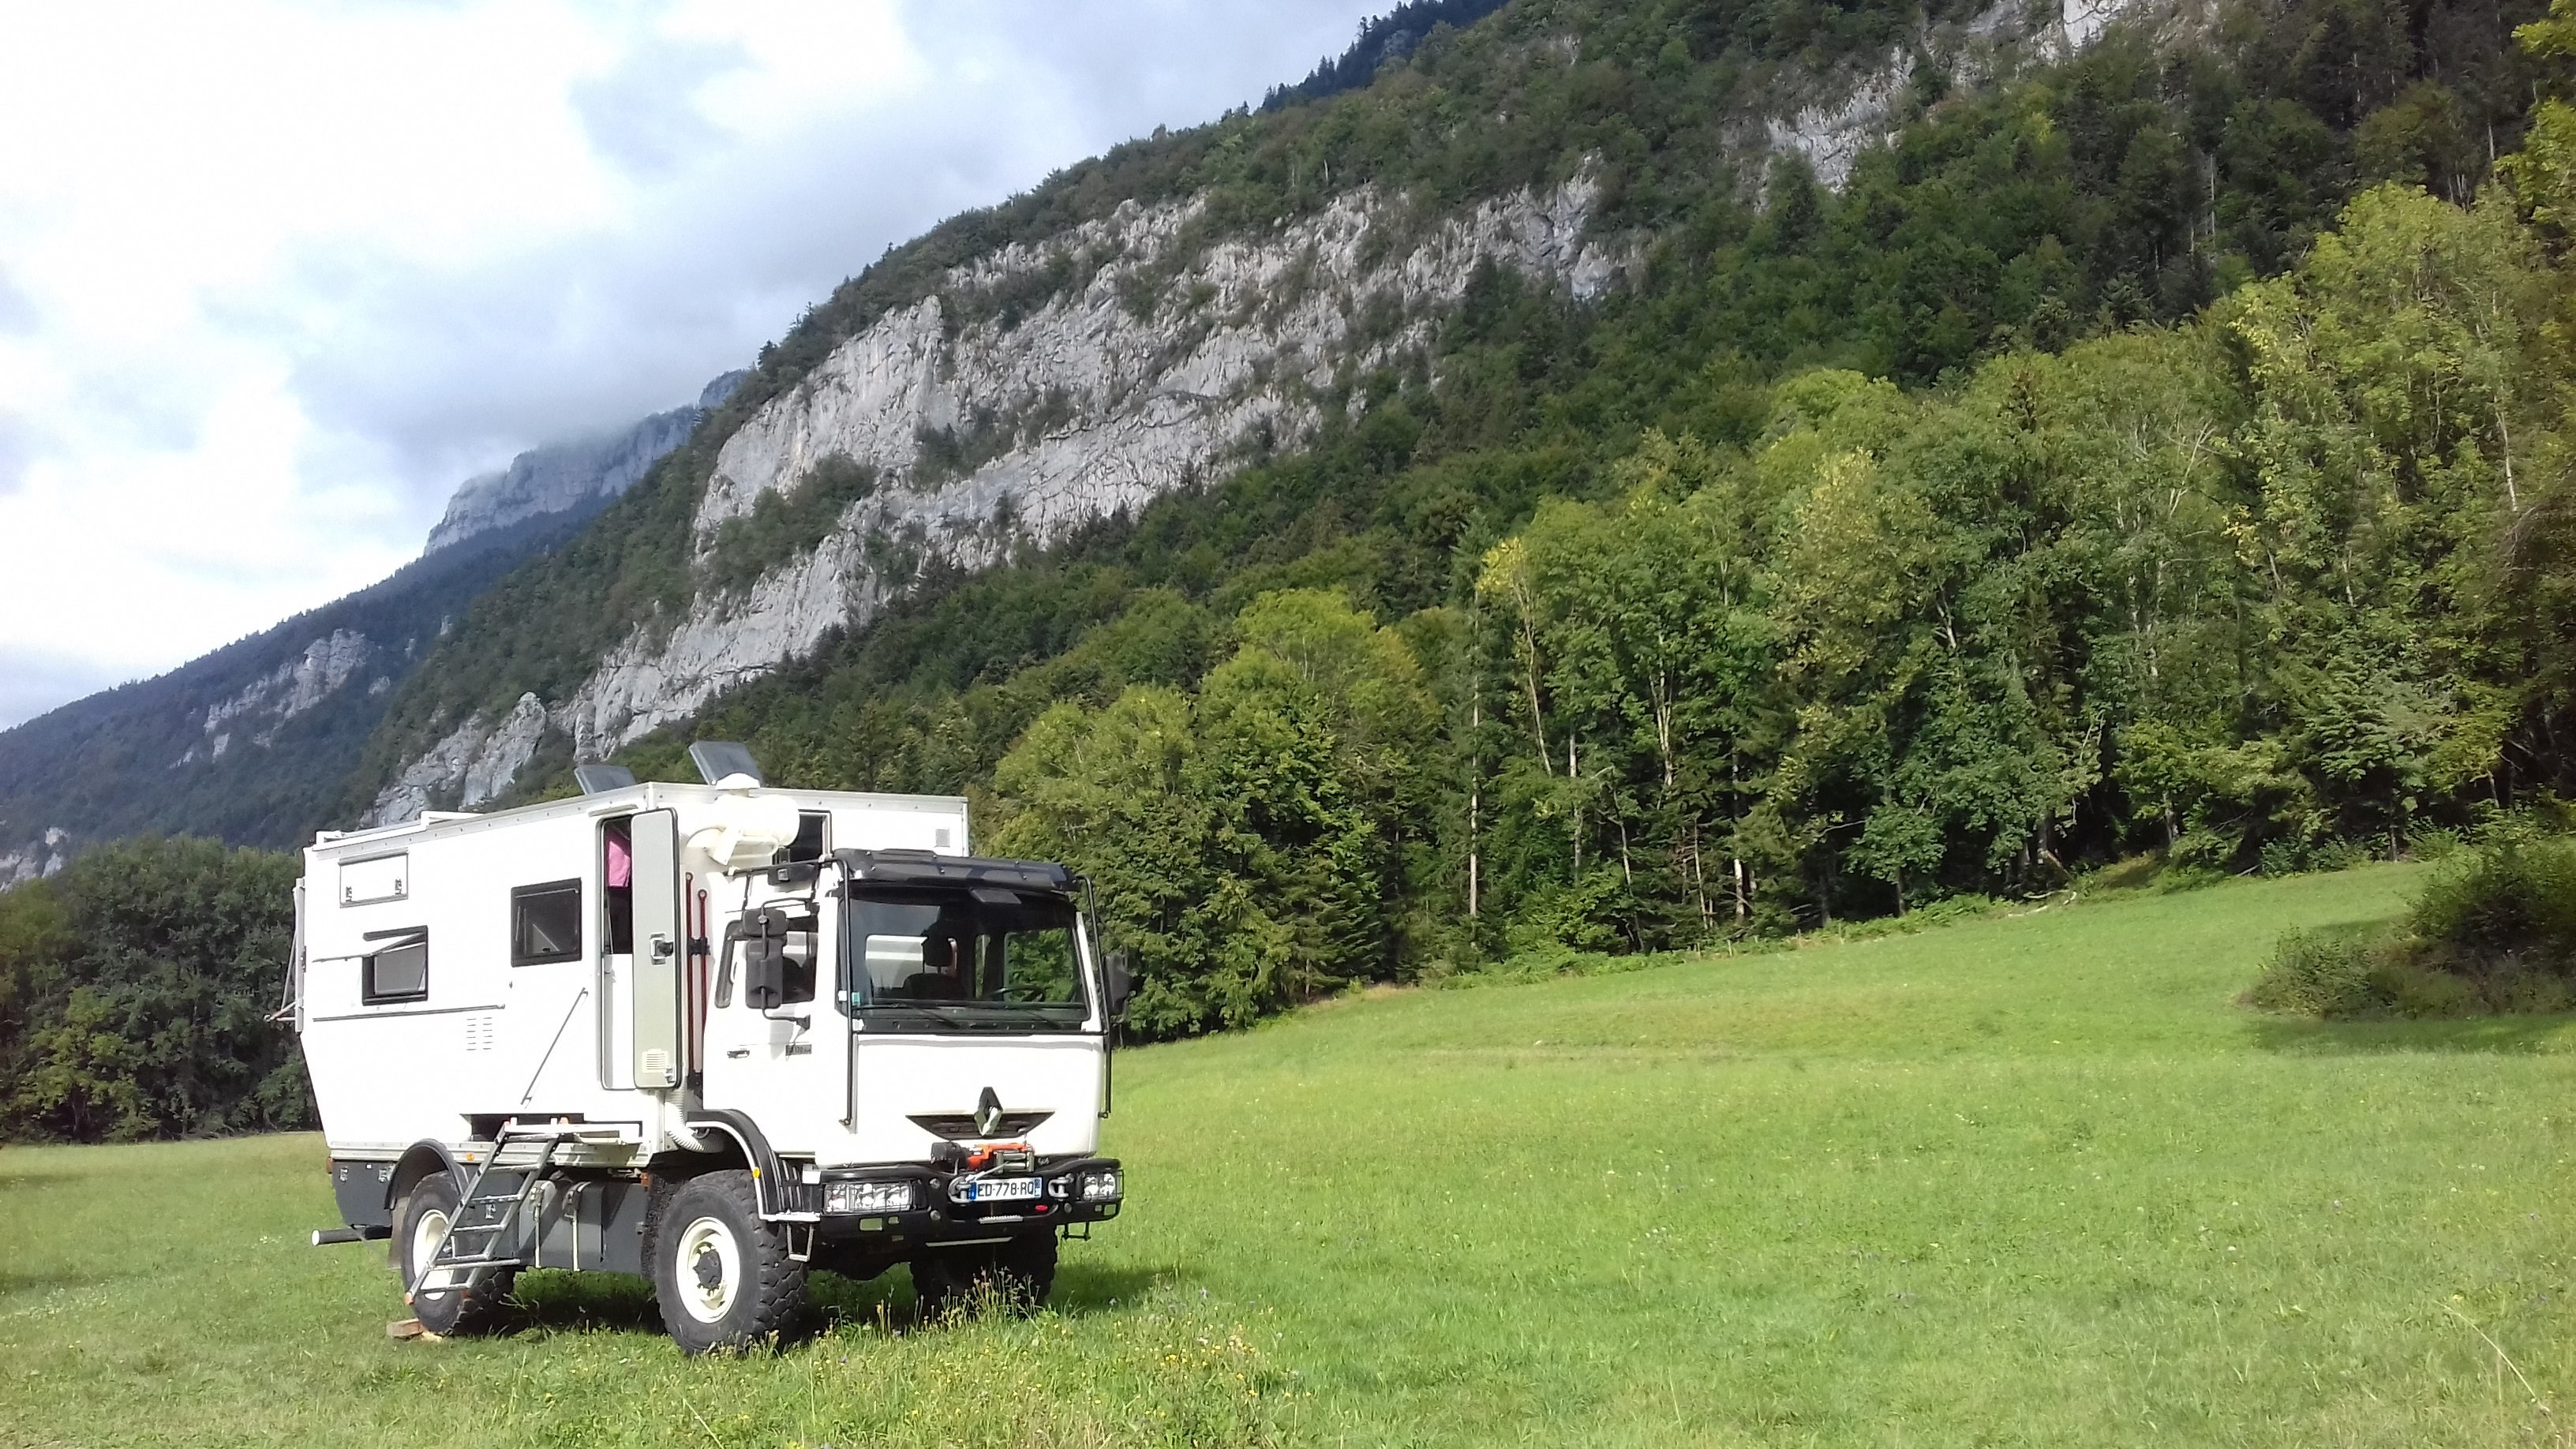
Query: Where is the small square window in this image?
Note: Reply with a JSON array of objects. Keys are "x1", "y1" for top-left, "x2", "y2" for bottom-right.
[
  {"x1": 512, "y1": 880, "x2": 583, "y2": 966},
  {"x1": 365, "y1": 934, "x2": 429, "y2": 1003}
]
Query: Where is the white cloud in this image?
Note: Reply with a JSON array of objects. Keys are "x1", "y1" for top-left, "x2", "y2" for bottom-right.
[{"x1": 0, "y1": 0, "x2": 1375, "y2": 726}]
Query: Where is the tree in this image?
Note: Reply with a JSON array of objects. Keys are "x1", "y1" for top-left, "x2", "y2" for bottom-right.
[{"x1": 3, "y1": 837, "x2": 309, "y2": 1142}]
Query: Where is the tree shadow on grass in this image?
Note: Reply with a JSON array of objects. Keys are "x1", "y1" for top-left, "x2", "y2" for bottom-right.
[
  {"x1": 0, "y1": 1265, "x2": 103, "y2": 1299},
  {"x1": 2245, "y1": 1011, "x2": 2576, "y2": 1055}
]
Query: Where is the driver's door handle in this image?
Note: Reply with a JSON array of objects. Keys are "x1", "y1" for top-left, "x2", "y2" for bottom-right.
[{"x1": 725, "y1": 1047, "x2": 751, "y2": 1058}]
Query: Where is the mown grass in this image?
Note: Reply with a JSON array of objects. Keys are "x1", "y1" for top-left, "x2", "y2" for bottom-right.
[{"x1": 6, "y1": 861, "x2": 2575, "y2": 1446}]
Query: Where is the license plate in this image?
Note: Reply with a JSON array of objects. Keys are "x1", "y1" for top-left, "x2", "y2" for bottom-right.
[{"x1": 957, "y1": 1176, "x2": 1041, "y2": 1204}]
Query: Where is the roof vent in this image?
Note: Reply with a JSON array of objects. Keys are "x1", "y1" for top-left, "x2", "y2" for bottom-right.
[
  {"x1": 687, "y1": 741, "x2": 765, "y2": 789},
  {"x1": 572, "y1": 763, "x2": 636, "y2": 795}
]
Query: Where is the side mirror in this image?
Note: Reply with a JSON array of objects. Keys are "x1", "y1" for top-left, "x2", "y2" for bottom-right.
[
  {"x1": 1103, "y1": 948, "x2": 1133, "y2": 1020},
  {"x1": 744, "y1": 911, "x2": 788, "y2": 1010}
]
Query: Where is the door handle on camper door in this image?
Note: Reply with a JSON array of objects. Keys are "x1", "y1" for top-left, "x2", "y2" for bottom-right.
[{"x1": 650, "y1": 934, "x2": 676, "y2": 962}]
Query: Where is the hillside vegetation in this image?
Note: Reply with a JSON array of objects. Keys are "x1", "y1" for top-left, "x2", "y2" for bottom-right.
[
  {"x1": 0, "y1": 506, "x2": 608, "y2": 877},
  {"x1": 470, "y1": 0, "x2": 2576, "y2": 1039},
  {"x1": 5, "y1": 865, "x2": 2572, "y2": 1446}
]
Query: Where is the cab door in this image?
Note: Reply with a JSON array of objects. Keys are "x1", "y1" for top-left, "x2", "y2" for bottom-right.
[{"x1": 699, "y1": 901, "x2": 847, "y2": 1158}]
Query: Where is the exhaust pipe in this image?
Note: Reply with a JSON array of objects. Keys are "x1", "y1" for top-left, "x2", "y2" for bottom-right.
[{"x1": 311, "y1": 1226, "x2": 391, "y2": 1246}]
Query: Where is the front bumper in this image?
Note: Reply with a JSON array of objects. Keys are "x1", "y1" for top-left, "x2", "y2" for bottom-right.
[{"x1": 813, "y1": 1155, "x2": 1122, "y2": 1248}]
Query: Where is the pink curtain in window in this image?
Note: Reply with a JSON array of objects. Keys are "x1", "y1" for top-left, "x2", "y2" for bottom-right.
[{"x1": 605, "y1": 826, "x2": 631, "y2": 888}]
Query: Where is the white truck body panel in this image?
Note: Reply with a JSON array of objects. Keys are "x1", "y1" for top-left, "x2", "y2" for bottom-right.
[{"x1": 296, "y1": 783, "x2": 1106, "y2": 1170}]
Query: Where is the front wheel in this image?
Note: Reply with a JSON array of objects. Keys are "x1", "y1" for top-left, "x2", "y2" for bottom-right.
[{"x1": 651, "y1": 1170, "x2": 807, "y2": 1354}]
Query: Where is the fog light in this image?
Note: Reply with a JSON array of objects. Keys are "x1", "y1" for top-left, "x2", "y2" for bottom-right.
[
  {"x1": 1078, "y1": 1169, "x2": 1122, "y2": 1202},
  {"x1": 826, "y1": 1179, "x2": 916, "y2": 1215}
]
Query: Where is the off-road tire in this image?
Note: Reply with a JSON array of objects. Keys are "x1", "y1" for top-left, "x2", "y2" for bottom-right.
[
  {"x1": 651, "y1": 1170, "x2": 807, "y2": 1354},
  {"x1": 399, "y1": 1172, "x2": 516, "y2": 1337},
  {"x1": 912, "y1": 1232, "x2": 1056, "y2": 1323}
]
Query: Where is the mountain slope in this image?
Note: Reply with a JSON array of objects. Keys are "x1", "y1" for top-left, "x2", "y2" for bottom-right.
[
  {"x1": 352, "y1": 0, "x2": 2545, "y2": 825},
  {"x1": 0, "y1": 377, "x2": 741, "y2": 881}
]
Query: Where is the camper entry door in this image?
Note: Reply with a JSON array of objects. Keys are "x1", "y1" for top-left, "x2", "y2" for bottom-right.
[{"x1": 629, "y1": 810, "x2": 683, "y2": 1089}]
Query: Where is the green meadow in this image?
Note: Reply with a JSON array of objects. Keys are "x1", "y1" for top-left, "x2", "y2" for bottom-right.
[{"x1": 5, "y1": 861, "x2": 2572, "y2": 1447}]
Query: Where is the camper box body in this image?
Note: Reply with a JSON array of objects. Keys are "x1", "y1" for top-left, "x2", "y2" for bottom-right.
[{"x1": 296, "y1": 781, "x2": 1119, "y2": 1278}]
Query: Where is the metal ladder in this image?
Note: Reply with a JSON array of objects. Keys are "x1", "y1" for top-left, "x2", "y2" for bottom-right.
[{"x1": 407, "y1": 1123, "x2": 618, "y2": 1304}]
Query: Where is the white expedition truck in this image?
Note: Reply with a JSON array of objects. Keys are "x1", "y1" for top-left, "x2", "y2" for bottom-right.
[{"x1": 294, "y1": 743, "x2": 1129, "y2": 1352}]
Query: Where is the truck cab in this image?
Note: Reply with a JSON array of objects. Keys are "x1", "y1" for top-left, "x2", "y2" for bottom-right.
[{"x1": 294, "y1": 744, "x2": 1128, "y2": 1352}]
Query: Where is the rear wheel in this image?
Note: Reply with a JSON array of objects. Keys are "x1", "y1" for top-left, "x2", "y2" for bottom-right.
[
  {"x1": 398, "y1": 1173, "x2": 515, "y2": 1336},
  {"x1": 652, "y1": 1170, "x2": 807, "y2": 1354}
]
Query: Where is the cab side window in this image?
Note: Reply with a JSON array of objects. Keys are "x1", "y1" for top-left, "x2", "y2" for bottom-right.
[
  {"x1": 715, "y1": 909, "x2": 818, "y2": 1007},
  {"x1": 511, "y1": 880, "x2": 583, "y2": 965}
]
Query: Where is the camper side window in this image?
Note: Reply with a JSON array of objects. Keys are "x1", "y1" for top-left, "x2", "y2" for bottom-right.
[
  {"x1": 511, "y1": 881, "x2": 583, "y2": 966},
  {"x1": 363, "y1": 932, "x2": 429, "y2": 1003}
]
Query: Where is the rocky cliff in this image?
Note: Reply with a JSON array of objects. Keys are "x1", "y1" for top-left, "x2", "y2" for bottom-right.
[
  {"x1": 423, "y1": 371, "x2": 747, "y2": 554},
  {"x1": 361, "y1": 176, "x2": 1625, "y2": 824},
  {"x1": 356, "y1": 0, "x2": 2185, "y2": 826}
]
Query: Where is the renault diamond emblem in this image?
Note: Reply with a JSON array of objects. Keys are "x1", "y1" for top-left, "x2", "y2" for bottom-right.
[{"x1": 975, "y1": 1086, "x2": 1004, "y2": 1138}]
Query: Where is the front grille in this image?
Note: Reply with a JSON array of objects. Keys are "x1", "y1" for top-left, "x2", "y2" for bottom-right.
[{"x1": 908, "y1": 1110, "x2": 1054, "y2": 1140}]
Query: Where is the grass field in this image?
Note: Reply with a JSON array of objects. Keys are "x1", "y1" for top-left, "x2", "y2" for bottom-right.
[{"x1": 6, "y1": 862, "x2": 2575, "y2": 1447}]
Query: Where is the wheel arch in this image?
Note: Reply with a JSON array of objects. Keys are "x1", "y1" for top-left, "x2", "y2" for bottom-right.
[
  {"x1": 683, "y1": 1110, "x2": 788, "y2": 1216},
  {"x1": 384, "y1": 1140, "x2": 466, "y2": 1269}
]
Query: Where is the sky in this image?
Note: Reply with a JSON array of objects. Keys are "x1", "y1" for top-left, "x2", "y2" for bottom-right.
[{"x1": 0, "y1": 0, "x2": 1378, "y2": 730}]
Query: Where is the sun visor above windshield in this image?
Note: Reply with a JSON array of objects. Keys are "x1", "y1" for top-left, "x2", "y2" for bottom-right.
[{"x1": 837, "y1": 848, "x2": 1073, "y2": 893}]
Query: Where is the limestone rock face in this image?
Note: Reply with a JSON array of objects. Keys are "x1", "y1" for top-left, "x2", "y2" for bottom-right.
[
  {"x1": 199, "y1": 630, "x2": 375, "y2": 751},
  {"x1": 421, "y1": 370, "x2": 748, "y2": 556},
  {"x1": 0, "y1": 826, "x2": 69, "y2": 888},
  {"x1": 365, "y1": 175, "x2": 1628, "y2": 824},
  {"x1": 1761, "y1": 0, "x2": 2165, "y2": 191},
  {"x1": 637, "y1": 184, "x2": 1606, "y2": 745},
  {"x1": 361, "y1": 692, "x2": 550, "y2": 826}
]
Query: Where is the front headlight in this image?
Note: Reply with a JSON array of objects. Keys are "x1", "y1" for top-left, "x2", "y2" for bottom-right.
[
  {"x1": 1077, "y1": 1168, "x2": 1122, "y2": 1202},
  {"x1": 825, "y1": 1178, "x2": 918, "y2": 1215}
]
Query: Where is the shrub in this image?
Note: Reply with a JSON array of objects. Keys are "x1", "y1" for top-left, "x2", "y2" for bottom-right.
[
  {"x1": 2406, "y1": 828, "x2": 2576, "y2": 968},
  {"x1": 2247, "y1": 925, "x2": 2388, "y2": 1017},
  {"x1": 2248, "y1": 828, "x2": 2576, "y2": 1019}
]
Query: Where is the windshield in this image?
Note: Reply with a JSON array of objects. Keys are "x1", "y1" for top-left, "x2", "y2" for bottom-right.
[{"x1": 842, "y1": 884, "x2": 1091, "y2": 1032}]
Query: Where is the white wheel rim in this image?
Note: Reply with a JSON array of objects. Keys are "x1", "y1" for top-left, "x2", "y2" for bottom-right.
[
  {"x1": 674, "y1": 1215, "x2": 741, "y2": 1324},
  {"x1": 411, "y1": 1204, "x2": 459, "y2": 1297}
]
